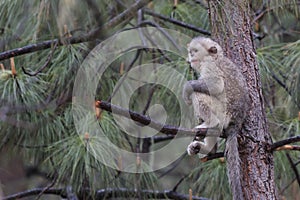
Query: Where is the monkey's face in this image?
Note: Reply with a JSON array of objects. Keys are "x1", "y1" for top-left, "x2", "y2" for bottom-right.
[{"x1": 187, "y1": 40, "x2": 209, "y2": 71}]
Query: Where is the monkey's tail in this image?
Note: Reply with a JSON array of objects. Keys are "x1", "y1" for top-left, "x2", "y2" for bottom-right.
[{"x1": 225, "y1": 131, "x2": 244, "y2": 200}]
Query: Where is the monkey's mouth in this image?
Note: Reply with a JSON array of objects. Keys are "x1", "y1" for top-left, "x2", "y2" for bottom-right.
[{"x1": 190, "y1": 60, "x2": 199, "y2": 63}]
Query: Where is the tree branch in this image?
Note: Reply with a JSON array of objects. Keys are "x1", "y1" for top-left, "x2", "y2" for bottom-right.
[
  {"x1": 143, "y1": 9, "x2": 211, "y2": 35},
  {"x1": 0, "y1": 0, "x2": 152, "y2": 61},
  {"x1": 2, "y1": 188, "x2": 66, "y2": 200},
  {"x1": 200, "y1": 152, "x2": 224, "y2": 162},
  {"x1": 195, "y1": 136, "x2": 300, "y2": 162},
  {"x1": 271, "y1": 135, "x2": 300, "y2": 151},
  {"x1": 3, "y1": 187, "x2": 209, "y2": 200},
  {"x1": 21, "y1": 41, "x2": 58, "y2": 76},
  {"x1": 95, "y1": 188, "x2": 209, "y2": 200},
  {"x1": 96, "y1": 100, "x2": 219, "y2": 138}
]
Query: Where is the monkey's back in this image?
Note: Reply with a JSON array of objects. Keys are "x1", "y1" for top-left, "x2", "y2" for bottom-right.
[{"x1": 217, "y1": 57, "x2": 249, "y2": 125}]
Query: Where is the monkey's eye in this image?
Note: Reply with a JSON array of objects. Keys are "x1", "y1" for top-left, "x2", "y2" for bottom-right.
[{"x1": 190, "y1": 48, "x2": 198, "y2": 54}]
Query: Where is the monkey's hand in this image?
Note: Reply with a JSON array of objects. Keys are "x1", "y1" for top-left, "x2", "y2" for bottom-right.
[
  {"x1": 182, "y1": 81, "x2": 193, "y2": 105},
  {"x1": 182, "y1": 80, "x2": 210, "y2": 105},
  {"x1": 187, "y1": 141, "x2": 201, "y2": 155}
]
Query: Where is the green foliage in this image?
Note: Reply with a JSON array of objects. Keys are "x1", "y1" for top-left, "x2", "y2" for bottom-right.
[
  {"x1": 274, "y1": 151, "x2": 298, "y2": 195},
  {"x1": 256, "y1": 20, "x2": 300, "y2": 199},
  {"x1": 1, "y1": 0, "x2": 300, "y2": 199},
  {"x1": 257, "y1": 40, "x2": 300, "y2": 139},
  {"x1": 187, "y1": 159, "x2": 230, "y2": 199}
]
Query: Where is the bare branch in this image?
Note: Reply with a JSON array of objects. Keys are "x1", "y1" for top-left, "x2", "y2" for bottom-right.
[
  {"x1": 172, "y1": 175, "x2": 187, "y2": 192},
  {"x1": 200, "y1": 152, "x2": 224, "y2": 162},
  {"x1": 96, "y1": 100, "x2": 219, "y2": 138},
  {"x1": 2, "y1": 188, "x2": 66, "y2": 200},
  {"x1": 95, "y1": 188, "x2": 209, "y2": 200},
  {"x1": 21, "y1": 41, "x2": 58, "y2": 76},
  {"x1": 139, "y1": 20, "x2": 181, "y2": 50},
  {"x1": 195, "y1": 138, "x2": 296, "y2": 162},
  {"x1": 271, "y1": 135, "x2": 300, "y2": 151},
  {"x1": 143, "y1": 9, "x2": 211, "y2": 35},
  {"x1": 3, "y1": 187, "x2": 209, "y2": 200},
  {"x1": 0, "y1": 0, "x2": 153, "y2": 61}
]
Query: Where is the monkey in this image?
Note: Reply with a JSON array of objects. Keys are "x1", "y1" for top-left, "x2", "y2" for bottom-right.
[
  {"x1": 182, "y1": 36, "x2": 249, "y2": 200},
  {"x1": 183, "y1": 37, "x2": 226, "y2": 155}
]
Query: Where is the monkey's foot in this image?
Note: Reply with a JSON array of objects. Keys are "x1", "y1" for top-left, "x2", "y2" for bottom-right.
[
  {"x1": 195, "y1": 119, "x2": 220, "y2": 129},
  {"x1": 195, "y1": 123, "x2": 208, "y2": 129},
  {"x1": 187, "y1": 141, "x2": 201, "y2": 155}
]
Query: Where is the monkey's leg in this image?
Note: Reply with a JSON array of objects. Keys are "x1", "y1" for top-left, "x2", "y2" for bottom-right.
[
  {"x1": 192, "y1": 93, "x2": 220, "y2": 129},
  {"x1": 187, "y1": 136, "x2": 218, "y2": 155}
]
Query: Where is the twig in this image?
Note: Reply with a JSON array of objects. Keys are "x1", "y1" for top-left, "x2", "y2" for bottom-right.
[
  {"x1": 139, "y1": 20, "x2": 181, "y2": 51},
  {"x1": 200, "y1": 152, "x2": 224, "y2": 162},
  {"x1": 22, "y1": 41, "x2": 58, "y2": 76},
  {"x1": 2, "y1": 188, "x2": 66, "y2": 200},
  {"x1": 271, "y1": 135, "x2": 300, "y2": 151},
  {"x1": 268, "y1": 68, "x2": 300, "y2": 109},
  {"x1": 252, "y1": 3, "x2": 300, "y2": 24},
  {"x1": 0, "y1": 0, "x2": 153, "y2": 61},
  {"x1": 153, "y1": 135, "x2": 175, "y2": 143},
  {"x1": 34, "y1": 177, "x2": 56, "y2": 200},
  {"x1": 137, "y1": 9, "x2": 148, "y2": 47},
  {"x1": 268, "y1": 67, "x2": 292, "y2": 96},
  {"x1": 140, "y1": 50, "x2": 158, "y2": 153},
  {"x1": 107, "y1": 50, "x2": 142, "y2": 102},
  {"x1": 143, "y1": 9, "x2": 211, "y2": 35},
  {"x1": 279, "y1": 177, "x2": 297, "y2": 196},
  {"x1": 172, "y1": 175, "x2": 188, "y2": 192},
  {"x1": 286, "y1": 153, "x2": 300, "y2": 189},
  {"x1": 274, "y1": 145, "x2": 300, "y2": 151}
]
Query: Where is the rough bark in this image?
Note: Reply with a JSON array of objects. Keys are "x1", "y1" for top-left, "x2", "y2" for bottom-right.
[{"x1": 207, "y1": 0, "x2": 277, "y2": 199}]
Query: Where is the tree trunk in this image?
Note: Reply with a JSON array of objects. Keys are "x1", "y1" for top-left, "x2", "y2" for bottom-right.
[{"x1": 207, "y1": 0, "x2": 277, "y2": 199}]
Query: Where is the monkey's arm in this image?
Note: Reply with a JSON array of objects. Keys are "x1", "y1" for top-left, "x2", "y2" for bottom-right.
[{"x1": 182, "y1": 77, "x2": 224, "y2": 105}]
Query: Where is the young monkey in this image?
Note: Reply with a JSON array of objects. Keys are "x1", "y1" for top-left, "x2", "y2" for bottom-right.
[
  {"x1": 182, "y1": 37, "x2": 249, "y2": 200},
  {"x1": 183, "y1": 37, "x2": 227, "y2": 155}
]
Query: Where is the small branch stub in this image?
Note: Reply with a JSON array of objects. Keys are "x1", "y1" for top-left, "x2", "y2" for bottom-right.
[
  {"x1": 173, "y1": 0, "x2": 178, "y2": 8},
  {"x1": 0, "y1": 63, "x2": 4, "y2": 71},
  {"x1": 275, "y1": 145, "x2": 300, "y2": 151},
  {"x1": 10, "y1": 57, "x2": 17, "y2": 76},
  {"x1": 95, "y1": 101, "x2": 102, "y2": 119},
  {"x1": 84, "y1": 132, "x2": 90, "y2": 144},
  {"x1": 189, "y1": 188, "x2": 192, "y2": 200}
]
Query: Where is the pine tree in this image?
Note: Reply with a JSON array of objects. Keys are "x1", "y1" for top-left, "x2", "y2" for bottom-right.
[{"x1": 0, "y1": 0, "x2": 300, "y2": 199}]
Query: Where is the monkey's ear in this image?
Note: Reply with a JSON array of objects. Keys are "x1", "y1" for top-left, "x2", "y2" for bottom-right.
[{"x1": 208, "y1": 46, "x2": 217, "y2": 54}]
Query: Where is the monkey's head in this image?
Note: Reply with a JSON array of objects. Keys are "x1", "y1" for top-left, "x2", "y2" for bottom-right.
[{"x1": 187, "y1": 37, "x2": 223, "y2": 71}]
